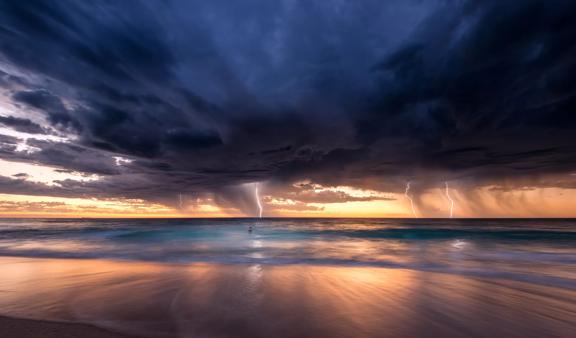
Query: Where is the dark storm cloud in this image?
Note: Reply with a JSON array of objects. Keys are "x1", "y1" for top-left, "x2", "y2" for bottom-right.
[
  {"x1": 364, "y1": 0, "x2": 576, "y2": 180},
  {"x1": 0, "y1": 115, "x2": 47, "y2": 134},
  {"x1": 0, "y1": 134, "x2": 18, "y2": 155},
  {"x1": 12, "y1": 90, "x2": 82, "y2": 132},
  {"x1": 0, "y1": 175, "x2": 82, "y2": 198},
  {"x1": 0, "y1": 0, "x2": 575, "y2": 211}
]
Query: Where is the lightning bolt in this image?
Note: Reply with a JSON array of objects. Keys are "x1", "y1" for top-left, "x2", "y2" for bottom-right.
[
  {"x1": 444, "y1": 181, "x2": 454, "y2": 218},
  {"x1": 404, "y1": 182, "x2": 417, "y2": 217},
  {"x1": 178, "y1": 194, "x2": 183, "y2": 209},
  {"x1": 255, "y1": 184, "x2": 263, "y2": 218}
]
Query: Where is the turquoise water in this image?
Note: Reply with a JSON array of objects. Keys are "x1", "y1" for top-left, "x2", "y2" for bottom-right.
[{"x1": 0, "y1": 218, "x2": 574, "y2": 288}]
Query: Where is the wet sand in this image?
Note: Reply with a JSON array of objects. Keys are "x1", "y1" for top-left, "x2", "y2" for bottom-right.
[
  {"x1": 0, "y1": 257, "x2": 574, "y2": 338},
  {"x1": 0, "y1": 315, "x2": 133, "y2": 338}
]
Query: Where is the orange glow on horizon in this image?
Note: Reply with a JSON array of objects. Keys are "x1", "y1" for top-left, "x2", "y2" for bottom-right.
[{"x1": 1, "y1": 185, "x2": 576, "y2": 218}]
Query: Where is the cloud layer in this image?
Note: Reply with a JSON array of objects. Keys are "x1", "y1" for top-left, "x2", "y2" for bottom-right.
[{"x1": 0, "y1": 0, "x2": 574, "y2": 214}]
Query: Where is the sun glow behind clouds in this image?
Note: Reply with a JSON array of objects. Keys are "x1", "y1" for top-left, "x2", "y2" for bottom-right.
[
  {"x1": 1, "y1": 187, "x2": 576, "y2": 218},
  {"x1": 0, "y1": 176, "x2": 576, "y2": 218},
  {"x1": 299, "y1": 181, "x2": 392, "y2": 199},
  {"x1": 0, "y1": 193, "x2": 179, "y2": 217},
  {"x1": 0, "y1": 159, "x2": 99, "y2": 185},
  {"x1": 265, "y1": 181, "x2": 406, "y2": 217}
]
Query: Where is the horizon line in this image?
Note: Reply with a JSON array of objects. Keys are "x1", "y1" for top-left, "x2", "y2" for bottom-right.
[{"x1": 0, "y1": 216, "x2": 574, "y2": 220}]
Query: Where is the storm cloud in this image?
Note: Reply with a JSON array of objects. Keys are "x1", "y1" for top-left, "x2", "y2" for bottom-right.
[{"x1": 0, "y1": 0, "x2": 574, "y2": 213}]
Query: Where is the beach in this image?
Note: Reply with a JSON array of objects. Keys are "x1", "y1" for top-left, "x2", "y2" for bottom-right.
[
  {"x1": 0, "y1": 256, "x2": 574, "y2": 338},
  {"x1": 0, "y1": 315, "x2": 132, "y2": 338}
]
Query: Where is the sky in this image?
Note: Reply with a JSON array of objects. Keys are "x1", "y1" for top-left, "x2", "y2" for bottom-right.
[{"x1": 0, "y1": 0, "x2": 575, "y2": 218}]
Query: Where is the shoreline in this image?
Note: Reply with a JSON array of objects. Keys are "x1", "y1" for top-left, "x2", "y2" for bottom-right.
[
  {"x1": 0, "y1": 255, "x2": 573, "y2": 292},
  {"x1": 0, "y1": 255, "x2": 573, "y2": 337},
  {"x1": 0, "y1": 315, "x2": 137, "y2": 338}
]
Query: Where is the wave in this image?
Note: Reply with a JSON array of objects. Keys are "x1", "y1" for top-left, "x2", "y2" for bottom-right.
[{"x1": 0, "y1": 248, "x2": 574, "y2": 290}]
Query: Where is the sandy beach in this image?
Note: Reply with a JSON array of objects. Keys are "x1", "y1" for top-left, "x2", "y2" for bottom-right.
[
  {"x1": 0, "y1": 315, "x2": 133, "y2": 338},
  {"x1": 0, "y1": 256, "x2": 574, "y2": 338}
]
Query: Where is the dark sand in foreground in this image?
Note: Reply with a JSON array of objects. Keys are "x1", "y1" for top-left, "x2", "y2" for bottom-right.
[
  {"x1": 0, "y1": 316, "x2": 133, "y2": 338},
  {"x1": 0, "y1": 257, "x2": 574, "y2": 338}
]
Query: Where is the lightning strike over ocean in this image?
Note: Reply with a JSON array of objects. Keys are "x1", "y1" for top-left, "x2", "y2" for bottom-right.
[
  {"x1": 255, "y1": 184, "x2": 263, "y2": 218},
  {"x1": 444, "y1": 182, "x2": 455, "y2": 218},
  {"x1": 404, "y1": 182, "x2": 417, "y2": 217},
  {"x1": 178, "y1": 194, "x2": 183, "y2": 210}
]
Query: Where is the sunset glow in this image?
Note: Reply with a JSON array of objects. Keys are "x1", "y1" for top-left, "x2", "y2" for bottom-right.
[{"x1": 2, "y1": 184, "x2": 576, "y2": 218}]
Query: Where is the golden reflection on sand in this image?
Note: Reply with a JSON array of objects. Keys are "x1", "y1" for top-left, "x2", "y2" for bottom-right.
[{"x1": 0, "y1": 257, "x2": 574, "y2": 338}]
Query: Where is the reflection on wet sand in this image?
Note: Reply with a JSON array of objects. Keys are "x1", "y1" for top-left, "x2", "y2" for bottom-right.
[{"x1": 0, "y1": 257, "x2": 574, "y2": 338}]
